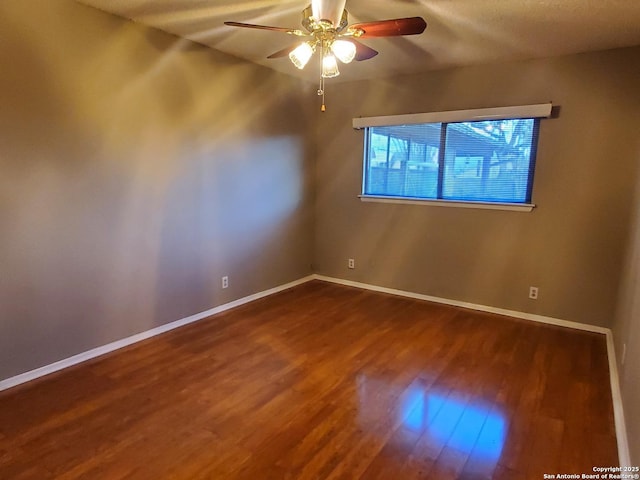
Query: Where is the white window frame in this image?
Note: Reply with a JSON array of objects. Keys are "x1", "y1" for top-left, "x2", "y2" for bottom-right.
[{"x1": 354, "y1": 103, "x2": 552, "y2": 212}]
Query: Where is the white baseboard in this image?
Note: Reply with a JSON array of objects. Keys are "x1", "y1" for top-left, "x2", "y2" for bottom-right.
[
  {"x1": 313, "y1": 274, "x2": 608, "y2": 333},
  {"x1": 312, "y1": 274, "x2": 631, "y2": 466},
  {"x1": 0, "y1": 272, "x2": 630, "y2": 467},
  {"x1": 606, "y1": 332, "x2": 631, "y2": 467},
  {"x1": 0, "y1": 275, "x2": 315, "y2": 393}
]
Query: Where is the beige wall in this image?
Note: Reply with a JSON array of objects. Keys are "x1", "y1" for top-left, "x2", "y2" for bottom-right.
[
  {"x1": 314, "y1": 46, "x2": 640, "y2": 328},
  {"x1": 614, "y1": 140, "x2": 640, "y2": 464},
  {"x1": 2, "y1": 7, "x2": 640, "y2": 461},
  {"x1": 0, "y1": 1, "x2": 314, "y2": 381}
]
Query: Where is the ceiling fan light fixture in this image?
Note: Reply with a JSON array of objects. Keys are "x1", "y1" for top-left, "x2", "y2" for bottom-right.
[
  {"x1": 224, "y1": 5, "x2": 427, "y2": 110},
  {"x1": 289, "y1": 42, "x2": 314, "y2": 69},
  {"x1": 322, "y1": 53, "x2": 340, "y2": 78},
  {"x1": 331, "y1": 39, "x2": 356, "y2": 64}
]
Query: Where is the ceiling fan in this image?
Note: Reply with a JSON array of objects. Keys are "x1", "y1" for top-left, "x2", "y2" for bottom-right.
[{"x1": 225, "y1": 0, "x2": 427, "y2": 111}]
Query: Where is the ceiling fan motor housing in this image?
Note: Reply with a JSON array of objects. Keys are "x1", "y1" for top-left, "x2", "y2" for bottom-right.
[
  {"x1": 311, "y1": 0, "x2": 348, "y2": 28},
  {"x1": 302, "y1": 6, "x2": 349, "y2": 33}
]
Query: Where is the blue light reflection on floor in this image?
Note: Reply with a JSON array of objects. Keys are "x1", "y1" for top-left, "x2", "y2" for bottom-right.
[
  {"x1": 403, "y1": 391, "x2": 425, "y2": 430},
  {"x1": 447, "y1": 402, "x2": 489, "y2": 453},
  {"x1": 402, "y1": 391, "x2": 506, "y2": 461},
  {"x1": 473, "y1": 410, "x2": 506, "y2": 460}
]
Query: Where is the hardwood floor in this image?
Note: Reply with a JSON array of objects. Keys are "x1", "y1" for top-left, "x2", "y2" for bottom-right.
[{"x1": 0, "y1": 281, "x2": 618, "y2": 479}]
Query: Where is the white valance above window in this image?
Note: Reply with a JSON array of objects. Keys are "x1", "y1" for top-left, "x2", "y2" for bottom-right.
[{"x1": 352, "y1": 103, "x2": 553, "y2": 130}]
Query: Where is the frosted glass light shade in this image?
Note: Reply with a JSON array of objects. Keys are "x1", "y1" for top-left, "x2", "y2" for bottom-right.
[
  {"x1": 289, "y1": 43, "x2": 314, "y2": 69},
  {"x1": 322, "y1": 54, "x2": 340, "y2": 78},
  {"x1": 332, "y1": 40, "x2": 356, "y2": 64}
]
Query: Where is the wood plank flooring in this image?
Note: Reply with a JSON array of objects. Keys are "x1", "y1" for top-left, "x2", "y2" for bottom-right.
[{"x1": 0, "y1": 281, "x2": 618, "y2": 479}]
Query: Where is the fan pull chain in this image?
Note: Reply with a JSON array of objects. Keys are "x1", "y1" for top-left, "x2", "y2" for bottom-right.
[
  {"x1": 318, "y1": 41, "x2": 326, "y2": 111},
  {"x1": 319, "y1": 75, "x2": 326, "y2": 112}
]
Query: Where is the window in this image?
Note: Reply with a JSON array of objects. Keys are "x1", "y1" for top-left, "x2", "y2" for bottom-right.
[{"x1": 356, "y1": 104, "x2": 550, "y2": 210}]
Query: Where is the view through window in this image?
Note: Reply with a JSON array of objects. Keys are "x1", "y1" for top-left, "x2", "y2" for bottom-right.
[{"x1": 363, "y1": 118, "x2": 539, "y2": 204}]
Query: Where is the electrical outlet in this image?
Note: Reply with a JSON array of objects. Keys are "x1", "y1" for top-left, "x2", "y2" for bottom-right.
[
  {"x1": 622, "y1": 343, "x2": 627, "y2": 365},
  {"x1": 222, "y1": 276, "x2": 229, "y2": 289},
  {"x1": 348, "y1": 258, "x2": 355, "y2": 269},
  {"x1": 529, "y1": 286, "x2": 539, "y2": 300}
]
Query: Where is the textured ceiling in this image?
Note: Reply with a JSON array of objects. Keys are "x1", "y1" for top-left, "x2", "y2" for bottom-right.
[{"x1": 77, "y1": 0, "x2": 640, "y2": 83}]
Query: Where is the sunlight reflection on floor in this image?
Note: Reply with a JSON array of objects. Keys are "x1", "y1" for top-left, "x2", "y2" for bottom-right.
[{"x1": 357, "y1": 375, "x2": 506, "y2": 463}]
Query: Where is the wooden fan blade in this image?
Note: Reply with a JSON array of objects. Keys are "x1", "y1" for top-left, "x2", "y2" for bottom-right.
[
  {"x1": 267, "y1": 44, "x2": 299, "y2": 59},
  {"x1": 351, "y1": 40, "x2": 378, "y2": 61},
  {"x1": 224, "y1": 21, "x2": 298, "y2": 35},
  {"x1": 349, "y1": 17, "x2": 427, "y2": 38}
]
